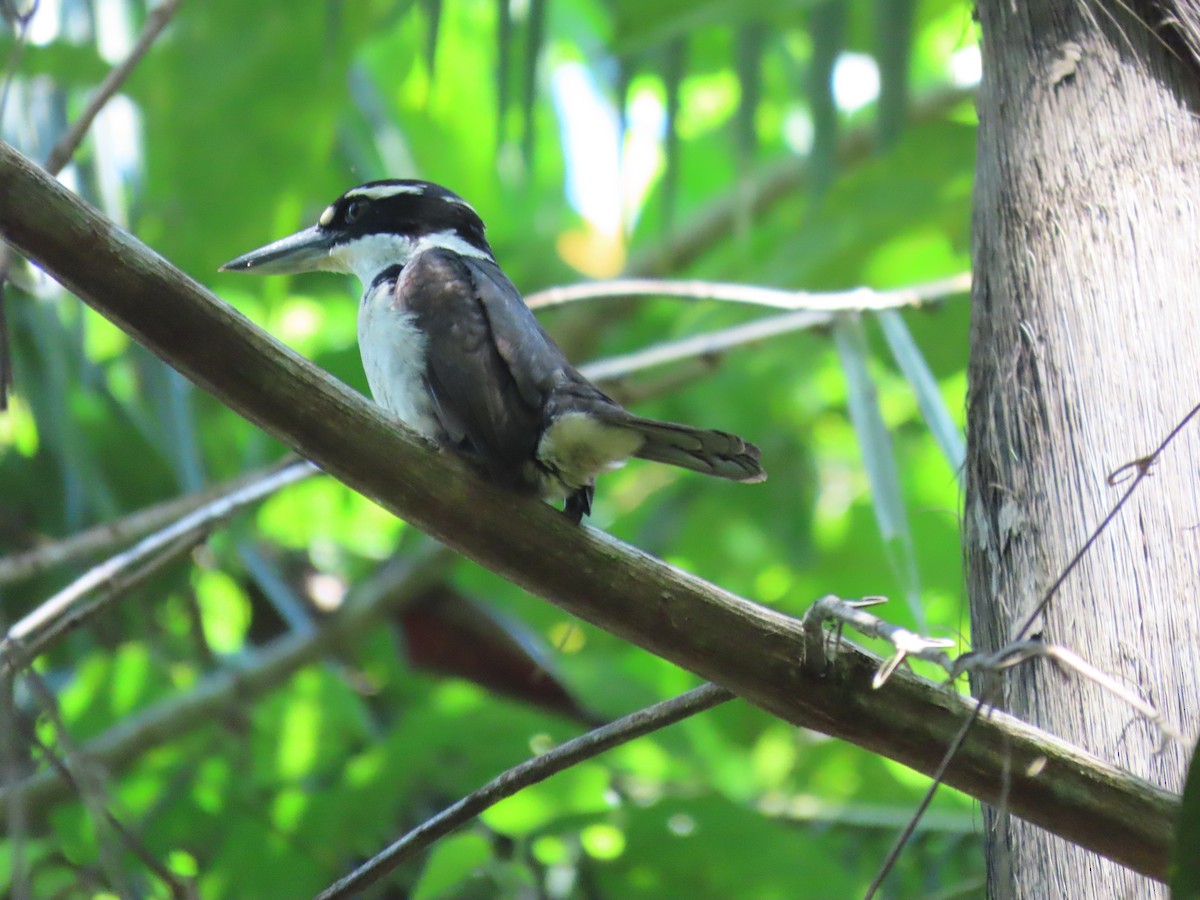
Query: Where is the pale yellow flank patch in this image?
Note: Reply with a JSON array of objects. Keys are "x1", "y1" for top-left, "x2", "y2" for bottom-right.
[{"x1": 538, "y1": 412, "x2": 643, "y2": 486}]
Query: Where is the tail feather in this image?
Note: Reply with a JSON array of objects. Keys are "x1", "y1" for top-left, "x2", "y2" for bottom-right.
[{"x1": 623, "y1": 415, "x2": 766, "y2": 483}]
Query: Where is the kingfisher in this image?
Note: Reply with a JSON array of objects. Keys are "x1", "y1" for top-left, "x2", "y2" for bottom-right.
[{"x1": 221, "y1": 180, "x2": 765, "y2": 522}]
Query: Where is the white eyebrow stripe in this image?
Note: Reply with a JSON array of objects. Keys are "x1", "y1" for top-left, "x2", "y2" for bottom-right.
[
  {"x1": 344, "y1": 183, "x2": 479, "y2": 216},
  {"x1": 414, "y1": 229, "x2": 494, "y2": 260},
  {"x1": 444, "y1": 196, "x2": 478, "y2": 213},
  {"x1": 344, "y1": 184, "x2": 426, "y2": 200}
]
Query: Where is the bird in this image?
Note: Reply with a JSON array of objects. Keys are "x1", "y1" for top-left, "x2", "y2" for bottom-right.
[{"x1": 221, "y1": 179, "x2": 765, "y2": 523}]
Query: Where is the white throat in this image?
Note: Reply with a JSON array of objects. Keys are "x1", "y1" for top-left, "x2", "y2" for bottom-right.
[{"x1": 331, "y1": 229, "x2": 494, "y2": 291}]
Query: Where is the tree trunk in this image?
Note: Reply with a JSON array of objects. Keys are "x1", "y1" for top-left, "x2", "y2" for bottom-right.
[{"x1": 968, "y1": 3, "x2": 1200, "y2": 897}]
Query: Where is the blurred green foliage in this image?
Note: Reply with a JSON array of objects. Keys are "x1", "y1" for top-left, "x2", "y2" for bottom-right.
[{"x1": 1, "y1": 0, "x2": 982, "y2": 896}]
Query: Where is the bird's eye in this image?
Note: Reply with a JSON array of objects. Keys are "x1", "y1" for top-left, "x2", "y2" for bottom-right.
[{"x1": 344, "y1": 199, "x2": 368, "y2": 224}]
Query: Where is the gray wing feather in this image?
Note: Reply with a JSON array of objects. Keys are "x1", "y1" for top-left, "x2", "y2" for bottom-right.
[
  {"x1": 460, "y1": 257, "x2": 604, "y2": 407},
  {"x1": 398, "y1": 250, "x2": 547, "y2": 486},
  {"x1": 598, "y1": 412, "x2": 766, "y2": 483}
]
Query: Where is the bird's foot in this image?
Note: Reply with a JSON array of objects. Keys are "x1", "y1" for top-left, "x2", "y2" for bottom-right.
[{"x1": 563, "y1": 485, "x2": 594, "y2": 524}]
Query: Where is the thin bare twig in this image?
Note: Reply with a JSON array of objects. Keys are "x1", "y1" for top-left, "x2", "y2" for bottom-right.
[
  {"x1": 596, "y1": 356, "x2": 722, "y2": 407},
  {"x1": 529, "y1": 87, "x2": 973, "y2": 366},
  {"x1": 859, "y1": 633, "x2": 1184, "y2": 897},
  {"x1": 315, "y1": 683, "x2": 734, "y2": 900},
  {"x1": 1, "y1": 666, "x2": 30, "y2": 899},
  {"x1": 527, "y1": 271, "x2": 970, "y2": 312},
  {"x1": 17, "y1": 665, "x2": 194, "y2": 899},
  {"x1": 579, "y1": 308, "x2": 830, "y2": 383},
  {"x1": 21, "y1": 664, "x2": 133, "y2": 895},
  {"x1": 2, "y1": 459, "x2": 316, "y2": 651},
  {"x1": 1, "y1": 0, "x2": 179, "y2": 406},
  {"x1": 20, "y1": 724, "x2": 194, "y2": 897},
  {"x1": 0, "y1": 543, "x2": 452, "y2": 822},
  {"x1": 0, "y1": 0, "x2": 38, "y2": 125},
  {"x1": 3, "y1": 527, "x2": 209, "y2": 674},
  {"x1": 0, "y1": 456, "x2": 300, "y2": 586},
  {"x1": 1012, "y1": 401, "x2": 1200, "y2": 642},
  {"x1": 962, "y1": 641, "x2": 1185, "y2": 746},
  {"x1": 44, "y1": 0, "x2": 182, "y2": 176},
  {"x1": 804, "y1": 595, "x2": 1182, "y2": 745},
  {"x1": 0, "y1": 266, "x2": 10, "y2": 410},
  {"x1": 864, "y1": 697, "x2": 989, "y2": 900},
  {"x1": 569, "y1": 274, "x2": 969, "y2": 384}
]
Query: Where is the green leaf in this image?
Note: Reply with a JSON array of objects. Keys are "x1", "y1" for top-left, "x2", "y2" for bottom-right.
[
  {"x1": 612, "y1": 0, "x2": 815, "y2": 55},
  {"x1": 412, "y1": 832, "x2": 492, "y2": 900},
  {"x1": 808, "y1": 0, "x2": 847, "y2": 194},
  {"x1": 877, "y1": 309, "x2": 964, "y2": 477},
  {"x1": 482, "y1": 762, "x2": 613, "y2": 835},
  {"x1": 833, "y1": 314, "x2": 923, "y2": 628},
  {"x1": 660, "y1": 38, "x2": 686, "y2": 231},
  {"x1": 875, "y1": 0, "x2": 917, "y2": 145},
  {"x1": 495, "y1": 0, "x2": 514, "y2": 143},
  {"x1": 194, "y1": 568, "x2": 252, "y2": 653},
  {"x1": 521, "y1": 0, "x2": 549, "y2": 165},
  {"x1": 0, "y1": 40, "x2": 109, "y2": 83},
  {"x1": 422, "y1": 0, "x2": 444, "y2": 77},
  {"x1": 734, "y1": 24, "x2": 765, "y2": 168},
  {"x1": 1173, "y1": 740, "x2": 1200, "y2": 898}
]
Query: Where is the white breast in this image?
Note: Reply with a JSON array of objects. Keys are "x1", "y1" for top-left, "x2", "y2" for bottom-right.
[{"x1": 357, "y1": 281, "x2": 439, "y2": 437}]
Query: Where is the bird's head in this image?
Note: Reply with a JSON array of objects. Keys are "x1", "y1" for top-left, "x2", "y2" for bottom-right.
[{"x1": 220, "y1": 179, "x2": 493, "y2": 287}]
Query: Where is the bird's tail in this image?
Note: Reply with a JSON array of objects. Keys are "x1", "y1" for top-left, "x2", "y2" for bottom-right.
[{"x1": 622, "y1": 415, "x2": 766, "y2": 483}]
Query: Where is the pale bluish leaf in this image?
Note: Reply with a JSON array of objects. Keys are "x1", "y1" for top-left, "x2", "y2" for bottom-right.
[
  {"x1": 833, "y1": 313, "x2": 924, "y2": 628},
  {"x1": 877, "y1": 308, "x2": 964, "y2": 478}
]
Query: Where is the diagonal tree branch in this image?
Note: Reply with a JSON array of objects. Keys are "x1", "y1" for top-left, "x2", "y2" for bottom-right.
[{"x1": 0, "y1": 139, "x2": 1178, "y2": 882}]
